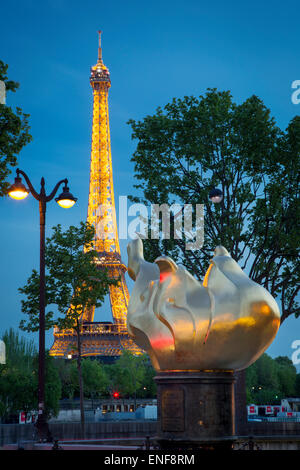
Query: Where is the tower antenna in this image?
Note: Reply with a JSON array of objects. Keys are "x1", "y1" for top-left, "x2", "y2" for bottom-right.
[{"x1": 98, "y1": 30, "x2": 102, "y2": 62}]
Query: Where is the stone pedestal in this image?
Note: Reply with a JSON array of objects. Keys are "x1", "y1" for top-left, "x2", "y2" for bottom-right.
[
  {"x1": 154, "y1": 371, "x2": 236, "y2": 450},
  {"x1": 234, "y1": 369, "x2": 248, "y2": 436}
]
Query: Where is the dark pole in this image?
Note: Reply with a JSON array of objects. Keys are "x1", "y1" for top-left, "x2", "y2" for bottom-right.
[
  {"x1": 13, "y1": 169, "x2": 72, "y2": 442},
  {"x1": 37, "y1": 178, "x2": 48, "y2": 440}
]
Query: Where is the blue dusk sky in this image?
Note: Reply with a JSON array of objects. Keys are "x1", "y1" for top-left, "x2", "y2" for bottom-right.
[{"x1": 0, "y1": 0, "x2": 299, "y2": 365}]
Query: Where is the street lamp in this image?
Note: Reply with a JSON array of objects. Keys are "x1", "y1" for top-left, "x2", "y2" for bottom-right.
[
  {"x1": 209, "y1": 187, "x2": 223, "y2": 204},
  {"x1": 55, "y1": 182, "x2": 77, "y2": 208},
  {"x1": 8, "y1": 168, "x2": 77, "y2": 442}
]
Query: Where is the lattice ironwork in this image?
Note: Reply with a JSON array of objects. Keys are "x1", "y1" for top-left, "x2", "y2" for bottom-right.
[{"x1": 50, "y1": 32, "x2": 142, "y2": 358}]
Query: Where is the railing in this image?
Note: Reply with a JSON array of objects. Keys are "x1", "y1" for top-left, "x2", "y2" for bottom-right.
[
  {"x1": 58, "y1": 398, "x2": 157, "y2": 411},
  {"x1": 53, "y1": 322, "x2": 127, "y2": 337},
  {"x1": 248, "y1": 416, "x2": 300, "y2": 422}
]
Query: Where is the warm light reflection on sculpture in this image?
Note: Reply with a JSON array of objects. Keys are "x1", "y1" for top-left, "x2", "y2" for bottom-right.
[{"x1": 127, "y1": 239, "x2": 280, "y2": 371}]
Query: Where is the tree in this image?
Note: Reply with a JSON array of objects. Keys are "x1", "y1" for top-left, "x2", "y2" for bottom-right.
[
  {"x1": 140, "y1": 358, "x2": 157, "y2": 398},
  {"x1": 246, "y1": 353, "x2": 298, "y2": 404},
  {"x1": 69, "y1": 358, "x2": 109, "y2": 398},
  {"x1": 128, "y1": 89, "x2": 299, "y2": 323},
  {"x1": 0, "y1": 60, "x2": 32, "y2": 196},
  {"x1": 274, "y1": 356, "x2": 297, "y2": 398},
  {"x1": 0, "y1": 367, "x2": 36, "y2": 422},
  {"x1": 0, "y1": 330, "x2": 60, "y2": 422},
  {"x1": 0, "y1": 329, "x2": 37, "y2": 422},
  {"x1": 295, "y1": 374, "x2": 300, "y2": 397},
  {"x1": 105, "y1": 351, "x2": 150, "y2": 407},
  {"x1": 32, "y1": 352, "x2": 61, "y2": 420},
  {"x1": 19, "y1": 221, "x2": 119, "y2": 437},
  {"x1": 53, "y1": 358, "x2": 76, "y2": 399}
]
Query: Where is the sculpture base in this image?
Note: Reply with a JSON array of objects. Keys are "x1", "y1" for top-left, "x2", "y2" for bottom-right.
[{"x1": 154, "y1": 370, "x2": 236, "y2": 450}]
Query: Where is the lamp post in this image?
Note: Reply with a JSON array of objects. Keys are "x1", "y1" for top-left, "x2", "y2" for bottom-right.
[{"x1": 8, "y1": 168, "x2": 77, "y2": 441}]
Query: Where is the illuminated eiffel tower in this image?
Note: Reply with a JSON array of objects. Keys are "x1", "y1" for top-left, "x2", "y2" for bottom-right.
[{"x1": 50, "y1": 32, "x2": 142, "y2": 360}]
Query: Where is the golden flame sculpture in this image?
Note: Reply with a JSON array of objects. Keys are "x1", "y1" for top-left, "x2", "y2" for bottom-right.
[{"x1": 127, "y1": 239, "x2": 280, "y2": 372}]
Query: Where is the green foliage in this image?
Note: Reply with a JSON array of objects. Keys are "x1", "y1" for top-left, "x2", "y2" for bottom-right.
[
  {"x1": 28, "y1": 352, "x2": 61, "y2": 419},
  {"x1": 128, "y1": 89, "x2": 300, "y2": 322},
  {"x1": 0, "y1": 329, "x2": 37, "y2": 419},
  {"x1": 104, "y1": 351, "x2": 156, "y2": 398},
  {"x1": 19, "y1": 221, "x2": 119, "y2": 333},
  {"x1": 0, "y1": 367, "x2": 36, "y2": 419},
  {"x1": 295, "y1": 374, "x2": 300, "y2": 397},
  {"x1": 42, "y1": 353, "x2": 61, "y2": 418},
  {"x1": 0, "y1": 329, "x2": 60, "y2": 420},
  {"x1": 68, "y1": 359, "x2": 109, "y2": 398},
  {"x1": 246, "y1": 353, "x2": 299, "y2": 404},
  {"x1": 1, "y1": 327, "x2": 37, "y2": 372},
  {"x1": 274, "y1": 356, "x2": 298, "y2": 398},
  {"x1": 0, "y1": 331, "x2": 157, "y2": 422},
  {"x1": 52, "y1": 358, "x2": 75, "y2": 399},
  {"x1": 18, "y1": 269, "x2": 58, "y2": 332},
  {"x1": 18, "y1": 221, "x2": 120, "y2": 435},
  {"x1": 81, "y1": 359, "x2": 109, "y2": 397},
  {"x1": 0, "y1": 60, "x2": 32, "y2": 196},
  {"x1": 55, "y1": 353, "x2": 156, "y2": 400},
  {"x1": 141, "y1": 358, "x2": 157, "y2": 397}
]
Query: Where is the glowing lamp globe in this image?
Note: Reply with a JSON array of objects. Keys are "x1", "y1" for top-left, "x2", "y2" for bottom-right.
[
  {"x1": 55, "y1": 184, "x2": 77, "y2": 209},
  {"x1": 209, "y1": 187, "x2": 223, "y2": 204},
  {"x1": 8, "y1": 176, "x2": 29, "y2": 200}
]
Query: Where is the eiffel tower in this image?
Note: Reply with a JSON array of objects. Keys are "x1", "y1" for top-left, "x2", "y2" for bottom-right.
[{"x1": 50, "y1": 32, "x2": 142, "y2": 360}]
